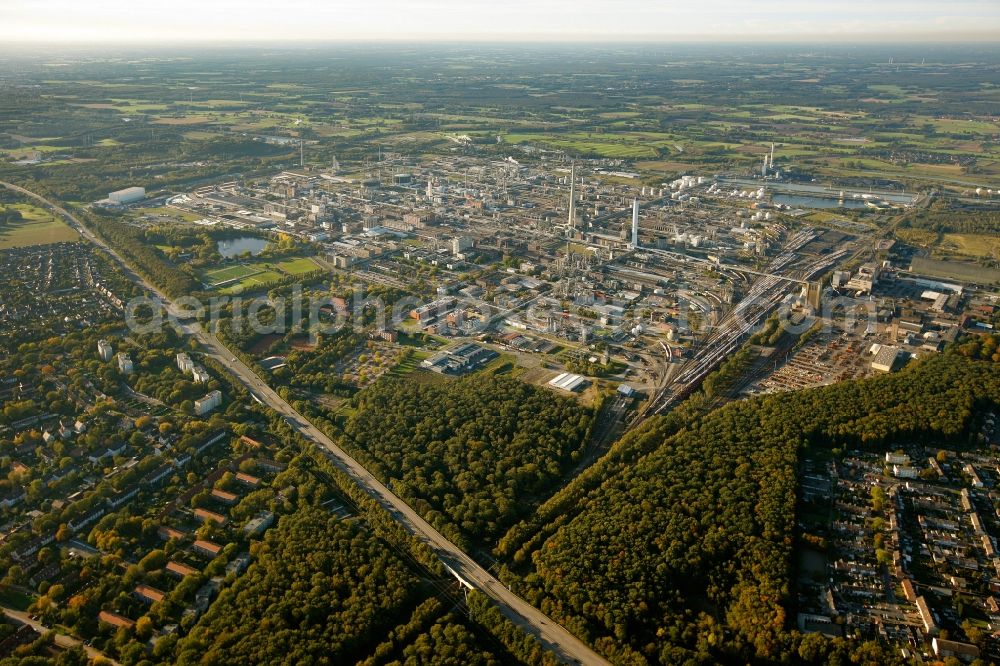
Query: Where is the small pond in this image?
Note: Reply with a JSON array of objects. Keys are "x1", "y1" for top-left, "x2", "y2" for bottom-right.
[{"x1": 218, "y1": 237, "x2": 268, "y2": 258}]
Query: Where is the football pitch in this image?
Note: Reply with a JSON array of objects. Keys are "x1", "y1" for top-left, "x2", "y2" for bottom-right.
[{"x1": 203, "y1": 264, "x2": 262, "y2": 286}]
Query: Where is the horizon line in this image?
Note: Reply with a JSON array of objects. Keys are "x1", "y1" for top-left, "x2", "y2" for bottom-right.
[{"x1": 4, "y1": 31, "x2": 1000, "y2": 48}]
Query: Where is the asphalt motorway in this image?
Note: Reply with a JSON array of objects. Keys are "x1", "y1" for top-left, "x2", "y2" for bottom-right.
[{"x1": 1, "y1": 181, "x2": 611, "y2": 666}]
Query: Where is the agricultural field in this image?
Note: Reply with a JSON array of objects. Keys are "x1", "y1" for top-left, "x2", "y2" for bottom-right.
[
  {"x1": 940, "y1": 232, "x2": 1000, "y2": 260},
  {"x1": 503, "y1": 132, "x2": 665, "y2": 159},
  {"x1": 1, "y1": 46, "x2": 998, "y2": 204},
  {"x1": 0, "y1": 203, "x2": 80, "y2": 248},
  {"x1": 895, "y1": 229, "x2": 1000, "y2": 263}
]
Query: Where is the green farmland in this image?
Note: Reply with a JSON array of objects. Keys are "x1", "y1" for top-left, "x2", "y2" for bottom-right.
[{"x1": 0, "y1": 204, "x2": 80, "y2": 249}]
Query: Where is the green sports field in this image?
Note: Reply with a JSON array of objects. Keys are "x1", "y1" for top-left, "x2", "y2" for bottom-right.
[
  {"x1": 273, "y1": 257, "x2": 321, "y2": 275},
  {"x1": 203, "y1": 256, "x2": 323, "y2": 293},
  {"x1": 218, "y1": 269, "x2": 284, "y2": 294},
  {"x1": 204, "y1": 264, "x2": 262, "y2": 286}
]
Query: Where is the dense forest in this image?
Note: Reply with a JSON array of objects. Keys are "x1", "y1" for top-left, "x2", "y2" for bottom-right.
[
  {"x1": 174, "y1": 505, "x2": 517, "y2": 665},
  {"x1": 955, "y1": 332, "x2": 1000, "y2": 363},
  {"x1": 83, "y1": 211, "x2": 202, "y2": 297},
  {"x1": 174, "y1": 506, "x2": 422, "y2": 664},
  {"x1": 338, "y1": 375, "x2": 592, "y2": 548},
  {"x1": 497, "y1": 353, "x2": 1000, "y2": 664},
  {"x1": 899, "y1": 202, "x2": 1000, "y2": 235}
]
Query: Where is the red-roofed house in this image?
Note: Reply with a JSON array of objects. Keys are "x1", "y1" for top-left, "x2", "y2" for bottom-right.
[
  {"x1": 133, "y1": 585, "x2": 166, "y2": 605},
  {"x1": 193, "y1": 539, "x2": 223, "y2": 558},
  {"x1": 193, "y1": 508, "x2": 228, "y2": 526},
  {"x1": 165, "y1": 560, "x2": 199, "y2": 579},
  {"x1": 157, "y1": 526, "x2": 186, "y2": 542},
  {"x1": 210, "y1": 488, "x2": 238, "y2": 505},
  {"x1": 235, "y1": 472, "x2": 261, "y2": 487},
  {"x1": 98, "y1": 610, "x2": 135, "y2": 629}
]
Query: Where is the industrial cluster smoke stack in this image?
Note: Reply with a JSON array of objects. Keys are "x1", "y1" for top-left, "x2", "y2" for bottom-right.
[
  {"x1": 631, "y1": 198, "x2": 639, "y2": 248},
  {"x1": 567, "y1": 162, "x2": 576, "y2": 233},
  {"x1": 761, "y1": 142, "x2": 775, "y2": 177}
]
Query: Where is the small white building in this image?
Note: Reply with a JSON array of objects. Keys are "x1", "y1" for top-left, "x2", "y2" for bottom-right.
[
  {"x1": 893, "y1": 465, "x2": 919, "y2": 479},
  {"x1": 194, "y1": 390, "x2": 222, "y2": 416},
  {"x1": 965, "y1": 464, "x2": 985, "y2": 488},
  {"x1": 176, "y1": 353, "x2": 194, "y2": 373},
  {"x1": 117, "y1": 352, "x2": 133, "y2": 375},
  {"x1": 191, "y1": 366, "x2": 211, "y2": 384},
  {"x1": 452, "y1": 236, "x2": 474, "y2": 255},
  {"x1": 885, "y1": 452, "x2": 910, "y2": 466},
  {"x1": 243, "y1": 511, "x2": 276, "y2": 537},
  {"x1": 98, "y1": 339, "x2": 113, "y2": 362}
]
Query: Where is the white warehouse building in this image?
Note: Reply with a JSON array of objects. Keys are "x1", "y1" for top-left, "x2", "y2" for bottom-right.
[
  {"x1": 108, "y1": 187, "x2": 146, "y2": 205},
  {"x1": 547, "y1": 372, "x2": 587, "y2": 393}
]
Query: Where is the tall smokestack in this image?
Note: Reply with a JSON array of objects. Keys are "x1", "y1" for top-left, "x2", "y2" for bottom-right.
[
  {"x1": 567, "y1": 162, "x2": 576, "y2": 233},
  {"x1": 631, "y1": 199, "x2": 639, "y2": 248}
]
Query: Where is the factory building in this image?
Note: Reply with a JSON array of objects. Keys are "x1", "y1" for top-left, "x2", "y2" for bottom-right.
[
  {"x1": 871, "y1": 345, "x2": 902, "y2": 373},
  {"x1": 108, "y1": 187, "x2": 146, "y2": 205},
  {"x1": 547, "y1": 372, "x2": 587, "y2": 393},
  {"x1": 845, "y1": 263, "x2": 880, "y2": 295},
  {"x1": 421, "y1": 343, "x2": 497, "y2": 375}
]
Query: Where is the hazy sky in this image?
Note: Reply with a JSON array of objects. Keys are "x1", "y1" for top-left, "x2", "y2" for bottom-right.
[{"x1": 4, "y1": 0, "x2": 1000, "y2": 43}]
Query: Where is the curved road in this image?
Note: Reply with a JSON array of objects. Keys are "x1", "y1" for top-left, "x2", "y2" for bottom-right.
[
  {"x1": 2, "y1": 607, "x2": 120, "y2": 665},
  {"x1": 0, "y1": 181, "x2": 610, "y2": 666}
]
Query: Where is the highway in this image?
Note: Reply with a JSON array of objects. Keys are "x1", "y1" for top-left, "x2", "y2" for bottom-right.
[{"x1": 0, "y1": 181, "x2": 611, "y2": 666}]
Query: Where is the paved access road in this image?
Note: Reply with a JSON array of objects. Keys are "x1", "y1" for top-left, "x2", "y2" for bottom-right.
[
  {"x1": 0, "y1": 181, "x2": 610, "y2": 666},
  {"x1": 1, "y1": 606, "x2": 120, "y2": 665}
]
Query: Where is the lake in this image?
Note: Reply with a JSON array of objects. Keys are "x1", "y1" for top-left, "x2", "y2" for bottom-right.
[{"x1": 218, "y1": 237, "x2": 268, "y2": 258}]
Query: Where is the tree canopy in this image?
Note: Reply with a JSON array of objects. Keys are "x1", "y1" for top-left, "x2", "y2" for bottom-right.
[
  {"x1": 341, "y1": 375, "x2": 592, "y2": 547},
  {"x1": 500, "y1": 354, "x2": 1000, "y2": 664}
]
